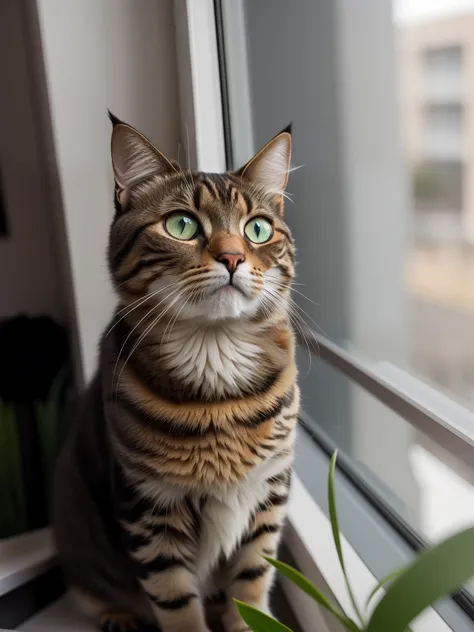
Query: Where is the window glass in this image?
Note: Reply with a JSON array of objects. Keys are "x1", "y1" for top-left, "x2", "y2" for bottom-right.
[
  {"x1": 398, "y1": 3, "x2": 474, "y2": 412},
  {"x1": 223, "y1": 0, "x2": 474, "y2": 414},
  {"x1": 221, "y1": 0, "x2": 474, "y2": 586},
  {"x1": 302, "y1": 358, "x2": 474, "y2": 546}
]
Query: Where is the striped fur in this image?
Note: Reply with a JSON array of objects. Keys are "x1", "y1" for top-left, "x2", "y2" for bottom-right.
[{"x1": 53, "y1": 117, "x2": 299, "y2": 632}]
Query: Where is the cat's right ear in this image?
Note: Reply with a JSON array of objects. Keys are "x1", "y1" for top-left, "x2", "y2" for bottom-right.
[{"x1": 109, "y1": 111, "x2": 176, "y2": 205}]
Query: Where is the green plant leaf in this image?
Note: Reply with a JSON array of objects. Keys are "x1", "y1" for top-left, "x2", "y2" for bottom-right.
[
  {"x1": 365, "y1": 567, "x2": 407, "y2": 609},
  {"x1": 263, "y1": 557, "x2": 359, "y2": 630},
  {"x1": 235, "y1": 601, "x2": 294, "y2": 632},
  {"x1": 367, "y1": 526, "x2": 474, "y2": 632},
  {"x1": 328, "y1": 451, "x2": 365, "y2": 627}
]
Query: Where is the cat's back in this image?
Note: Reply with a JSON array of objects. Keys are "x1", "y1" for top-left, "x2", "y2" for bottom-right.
[{"x1": 52, "y1": 372, "x2": 126, "y2": 593}]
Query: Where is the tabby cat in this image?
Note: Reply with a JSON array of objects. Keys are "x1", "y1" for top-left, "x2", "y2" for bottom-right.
[{"x1": 53, "y1": 113, "x2": 299, "y2": 632}]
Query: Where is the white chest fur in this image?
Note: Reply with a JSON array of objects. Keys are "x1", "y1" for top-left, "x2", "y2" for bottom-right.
[
  {"x1": 138, "y1": 452, "x2": 292, "y2": 585},
  {"x1": 159, "y1": 321, "x2": 263, "y2": 399},
  {"x1": 196, "y1": 453, "x2": 292, "y2": 582}
]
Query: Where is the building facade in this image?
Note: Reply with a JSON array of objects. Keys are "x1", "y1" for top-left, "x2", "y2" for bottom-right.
[{"x1": 400, "y1": 12, "x2": 474, "y2": 244}]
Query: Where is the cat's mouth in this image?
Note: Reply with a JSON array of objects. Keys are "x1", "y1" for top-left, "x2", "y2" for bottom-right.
[
  {"x1": 216, "y1": 278, "x2": 247, "y2": 297},
  {"x1": 150, "y1": 269, "x2": 269, "y2": 321},
  {"x1": 225, "y1": 277, "x2": 244, "y2": 290}
]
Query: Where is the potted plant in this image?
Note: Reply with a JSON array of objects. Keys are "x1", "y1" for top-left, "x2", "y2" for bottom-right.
[
  {"x1": 237, "y1": 453, "x2": 474, "y2": 632},
  {"x1": 0, "y1": 315, "x2": 72, "y2": 538}
]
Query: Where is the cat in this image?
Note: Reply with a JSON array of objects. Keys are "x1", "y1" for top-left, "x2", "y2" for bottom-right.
[{"x1": 52, "y1": 112, "x2": 300, "y2": 632}]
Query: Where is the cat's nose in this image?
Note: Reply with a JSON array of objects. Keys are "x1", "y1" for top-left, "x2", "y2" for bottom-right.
[{"x1": 216, "y1": 252, "x2": 245, "y2": 273}]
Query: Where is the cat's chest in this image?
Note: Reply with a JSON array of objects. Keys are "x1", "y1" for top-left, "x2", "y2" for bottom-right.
[
  {"x1": 148, "y1": 452, "x2": 290, "y2": 580},
  {"x1": 195, "y1": 453, "x2": 292, "y2": 580},
  {"x1": 159, "y1": 322, "x2": 264, "y2": 398}
]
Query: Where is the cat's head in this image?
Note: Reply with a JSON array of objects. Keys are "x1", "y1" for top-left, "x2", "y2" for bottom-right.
[{"x1": 108, "y1": 113, "x2": 295, "y2": 324}]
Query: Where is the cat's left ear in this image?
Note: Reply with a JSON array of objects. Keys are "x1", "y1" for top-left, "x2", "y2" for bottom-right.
[
  {"x1": 108, "y1": 110, "x2": 176, "y2": 206},
  {"x1": 235, "y1": 124, "x2": 292, "y2": 208}
]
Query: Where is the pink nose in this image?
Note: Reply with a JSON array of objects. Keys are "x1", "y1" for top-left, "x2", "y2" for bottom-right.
[{"x1": 217, "y1": 252, "x2": 245, "y2": 273}]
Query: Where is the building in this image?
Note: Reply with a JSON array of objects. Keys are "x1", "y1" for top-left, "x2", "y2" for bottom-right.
[{"x1": 400, "y1": 12, "x2": 474, "y2": 244}]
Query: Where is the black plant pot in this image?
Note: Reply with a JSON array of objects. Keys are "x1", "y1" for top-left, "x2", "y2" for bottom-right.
[{"x1": 0, "y1": 314, "x2": 71, "y2": 536}]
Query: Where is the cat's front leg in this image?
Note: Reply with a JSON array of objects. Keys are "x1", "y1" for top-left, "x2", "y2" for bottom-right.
[
  {"x1": 121, "y1": 495, "x2": 211, "y2": 632},
  {"x1": 223, "y1": 470, "x2": 291, "y2": 632}
]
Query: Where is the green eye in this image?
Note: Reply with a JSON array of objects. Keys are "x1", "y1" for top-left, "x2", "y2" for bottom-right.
[
  {"x1": 165, "y1": 213, "x2": 200, "y2": 240},
  {"x1": 244, "y1": 217, "x2": 273, "y2": 244}
]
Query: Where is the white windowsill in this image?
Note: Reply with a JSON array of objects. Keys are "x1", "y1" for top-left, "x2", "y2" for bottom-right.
[
  {"x1": 18, "y1": 594, "x2": 94, "y2": 632},
  {"x1": 0, "y1": 527, "x2": 55, "y2": 598},
  {"x1": 0, "y1": 479, "x2": 452, "y2": 632},
  {"x1": 284, "y1": 474, "x2": 452, "y2": 632}
]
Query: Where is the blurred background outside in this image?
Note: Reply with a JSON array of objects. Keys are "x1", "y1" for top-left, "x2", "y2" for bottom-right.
[
  {"x1": 398, "y1": 0, "x2": 474, "y2": 542},
  {"x1": 399, "y1": 0, "x2": 474, "y2": 412}
]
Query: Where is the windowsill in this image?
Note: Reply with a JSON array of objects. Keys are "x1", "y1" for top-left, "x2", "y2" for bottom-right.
[
  {"x1": 16, "y1": 581, "x2": 300, "y2": 632},
  {"x1": 286, "y1": 473, "x2": 451, "y2": 632},
  {"x1": 17, "y1": 594, "x2": 95, "y2": 632},
  {"x1": 0, "y1": 477, "x2": 455, "y2": 631},
  {"x1": 0, "y1": 528, "x2": 56, "y2": 598}
]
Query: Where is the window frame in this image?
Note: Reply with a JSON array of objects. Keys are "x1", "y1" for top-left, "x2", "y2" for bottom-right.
[{"x1": 304, "y1": 330, "x2": 474, "y2": 473}]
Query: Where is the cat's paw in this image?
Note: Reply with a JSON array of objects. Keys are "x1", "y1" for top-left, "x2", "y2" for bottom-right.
[{"x1": 99, "y1": 612, "x2": 159, "y2": 632}]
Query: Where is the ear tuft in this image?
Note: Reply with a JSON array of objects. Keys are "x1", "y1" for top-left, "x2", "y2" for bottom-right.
[
  {"x1": 237, "y1": 126, "x2": 293, "y2": 194},
  {"x1": 108, "y1": 110, "x2": 123, "y2": 127}
]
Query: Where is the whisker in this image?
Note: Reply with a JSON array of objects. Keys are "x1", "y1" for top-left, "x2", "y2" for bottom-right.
[
  {"x1": 270, "y1": 279, "x2": 320, "y2": 307},
  {"x1": 112, "y1": 284, "x2": 185, "y2": 394},
  {"x1": 185, "y1": 124, "x2": 191, "y2": 172},
  {"x1": 288, "y1": 286, "x2": 319, "y2": 307},
  {"x1": 115, "y1": 287, "x2": 185, "y2": 391},
  {"x1": 182, "y1": 124, "x2": 197, "y2": 196},
  {"x1": 106, "y1": 282, "x2": 176, "y2": 337},
  {"x1": 261, "y1": 285, "x2": 315, "y2": 375},
  {"x1": 288, "y1": 298, "x2": 327, "y2": 337},
  {"x1": 272, "y1": 164, "x2": 305, "y2": 176},
  {"x1": 114, "y1": 281, "x2": 175, "y2": 317},
  {"x1": 269, "y1": 279, "x2": 328, "y2": 337},
  {"x1": 288, "y1": 309, "x2": 314, "y2": 376},
  {"x1": 160, "y1": 290, "x2": 196, "y2": 349}
]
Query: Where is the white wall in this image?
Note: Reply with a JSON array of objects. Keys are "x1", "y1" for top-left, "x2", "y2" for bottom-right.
[
  {"x1": 0, "y1": 0, "x2": 64, "y2": 322},
  {"x1": 35, "y1": 0, "x2": 181, "y2": 382}
]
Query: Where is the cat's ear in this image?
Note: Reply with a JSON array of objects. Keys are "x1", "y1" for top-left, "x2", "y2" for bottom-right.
[
  {"x1": 108, "y1": 111, "x2": 176, "y2": 204},
  {"x1": 236, "y1": 124, "x2": 292, "y2": 200}
]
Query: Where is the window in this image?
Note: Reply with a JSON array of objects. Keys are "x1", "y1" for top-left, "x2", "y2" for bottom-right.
[
  {"x1": 423, "y1": 104, "x2": 463, "y2": 159},
  {"x1": 422, "y1": 46, "x2": 463, "y2": 101},
  {"x1": 423, "y1": 46, "x2": 463, "y2": 79},
  {"x1": 219, "y1": 0, "x2": 474, "y2": 627},
  {"x1": 412, "y1": 160, "x2": 463, "y2": 214},
  {"x1": 425, "y1": 104, "x2": 462, "y2": 134}
]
